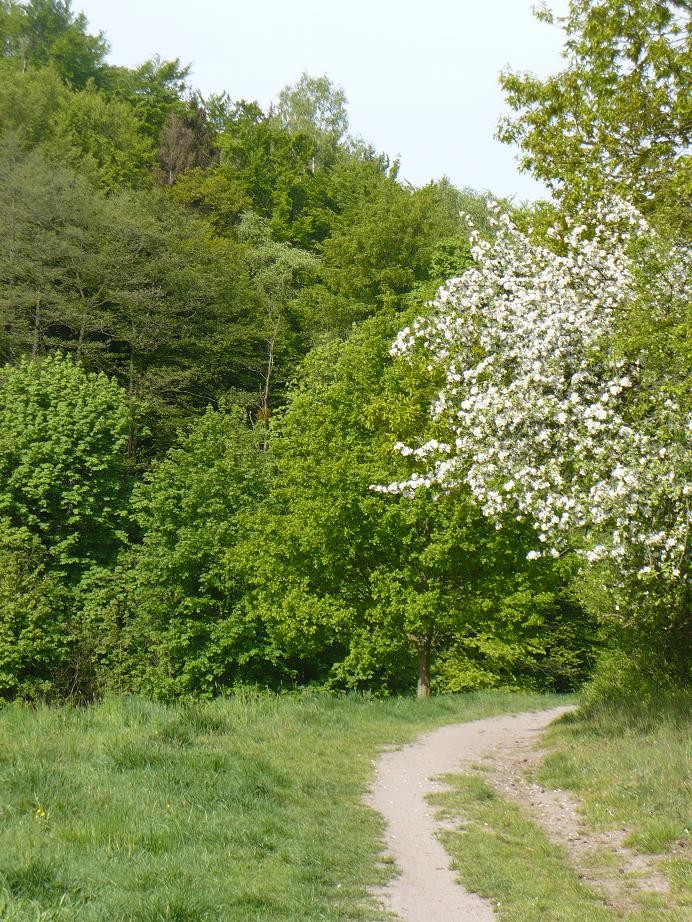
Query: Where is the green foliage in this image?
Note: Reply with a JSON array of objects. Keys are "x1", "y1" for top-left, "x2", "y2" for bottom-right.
[
  {"x1": 0, "y1": 61, "x2": 69, "y2": 145},
  {"x1": 499, "y1": 1, "x2": 691, "y2": 691},
  {"x1": 237, "y1": 211, "x2": 319, "y2": 419},
  {"x1": 0, "y1": 136, "x2": 105, "y2": 364},
  {"x1": 171, "y1": 162, "x2": 252, "y2": 231},
  {"x1": 0, "y1": 6, "x2": 625, "y2": 702},
  {"x1": 0, "y1": 353, "x2": 131, "y2": 578},
  {"x1": 0, "y1": 0, "x2": 109, "y2": 89},
  {"x1": 216, "y1": 112, "x2": 324, "y2": 247},
  {"x1": 319, "y1": 176, "x2": 461, "y2": 317},
  {"x1": 103, "y1": 56, "x2": 191, "y2": 143},
  {"x1": 572, "y1": 553, "x2": 690, "y2": 694},
  {"x1": 0, "y1": 523, "x2": 71, "y2": 700},
  {"x1": 499, "y1": 0, "x2": 692, "y2": 232},
  {"x1": 0, "y1": 354, "x2": 134, "y2": 700},
  {"x1": 125, "y1": 407, "x2": 275, "y2": 698},
  {"x1": 56, "y1": 85, "x2": 156, "y2": 188},
  {"x1": 0, "y1": 140, "x2": 264, "y2": 453},
  {"x1": 275, "y1": 72, "x2": 349, "y2": 143},
  {"x1": 240, "y1": 314, "x2": 596, "y2": 694}
]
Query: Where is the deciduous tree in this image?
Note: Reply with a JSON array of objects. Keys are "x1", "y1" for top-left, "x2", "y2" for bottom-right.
[
  {"x1": 242, "y1": 314, "x2": 591, "y2": 695},
  {"x1": 499, "y1": 0, "x2": 692, "y2": 232},
  {"x1": 385, "y1": 200, "x2": 690, "y2": 675}
]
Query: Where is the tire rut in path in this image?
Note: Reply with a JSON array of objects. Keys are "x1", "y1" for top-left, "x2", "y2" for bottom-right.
[{"x1": 365, "y1": 706, "x2": 574, "y2": 922}]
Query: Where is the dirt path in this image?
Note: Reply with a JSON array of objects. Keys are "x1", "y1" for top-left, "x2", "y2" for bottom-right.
[{"x1": 365, "y1": 706, "x2": 573, "y2": 922}]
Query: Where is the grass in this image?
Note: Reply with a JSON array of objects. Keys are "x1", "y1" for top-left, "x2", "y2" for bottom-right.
[
  {"x1": 537, "y1": 692, "x2": 692, "y2": 916},
  {"x1": 538, "y1": 694, "x2": 691, "y2": 853},
  {"x1": 430, "y1": 690, "x2": 691, "y2": 921},
  {"x1": 431, "y1": 774, "x2": 616, "y2": 921},
  {"x1": 0, "y1": 688, "x2": 563, "y2": 922}
]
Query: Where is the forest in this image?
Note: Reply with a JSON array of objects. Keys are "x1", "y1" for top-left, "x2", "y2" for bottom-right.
[{"x1": 0, "y1": 0, "x2": 689, "y2": 705}]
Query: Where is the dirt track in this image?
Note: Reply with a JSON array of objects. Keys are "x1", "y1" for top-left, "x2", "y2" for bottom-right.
[{"x1": 365, "y1": 706, "x2": 573, "y2": 922}]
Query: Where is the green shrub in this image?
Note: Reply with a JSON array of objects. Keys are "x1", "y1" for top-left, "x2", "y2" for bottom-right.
[{"x1": 0, "y1": 523, "x2": 71, "y2": 700}]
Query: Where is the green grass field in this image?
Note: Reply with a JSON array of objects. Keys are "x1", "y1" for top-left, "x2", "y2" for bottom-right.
[
  {"x1": 3, "y1": 689, "x2": 688, "y2": 921},
  {"x1": 0, "y1": 689, "x2": 562, "y2": 922},
  {"x1": 539, "y1": 694, "x2": 691, "y2": 855}
]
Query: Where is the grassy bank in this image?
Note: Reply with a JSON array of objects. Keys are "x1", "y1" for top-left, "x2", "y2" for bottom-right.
[
  {"x1": 539, "y1": 694, "x2": 691, "y2": 855},
  {"x1": 537, "y1": 693, "x2": 691, "y2": 917},
  {"x1": 0, "y1": 689, "x2": 562, "y2": 922},
  {"x1": 432, "y1": 691, "x2": 691, "y2": 921},
  {"x1": 433, "y1": 774, "x2": 615, "y2": 921}
]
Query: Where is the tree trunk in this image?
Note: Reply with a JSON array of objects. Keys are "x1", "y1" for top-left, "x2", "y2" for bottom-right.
[
  {"x1": 258, "y1": 302, "x2": 279, "y2": 452},
  {"x1": 417, "y1": 642, "x2": 431, "y2": 698},
  {"x1": 77, "y1": 308, "x2": 87, "y2": 358}
]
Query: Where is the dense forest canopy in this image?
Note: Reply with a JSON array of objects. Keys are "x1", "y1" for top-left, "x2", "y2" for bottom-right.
[{"x1": 0, "y1": 0, "x2": 688, "y2": 701}]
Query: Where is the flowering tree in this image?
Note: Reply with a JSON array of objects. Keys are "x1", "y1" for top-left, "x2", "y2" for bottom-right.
[{"x1": 379, "y1": 201, "x2": 690, "y2": 640}]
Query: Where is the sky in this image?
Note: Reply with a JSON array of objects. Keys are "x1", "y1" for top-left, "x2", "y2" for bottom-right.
[{"x1": 75, "y1": 0, "x2": 569, "y2": 201}]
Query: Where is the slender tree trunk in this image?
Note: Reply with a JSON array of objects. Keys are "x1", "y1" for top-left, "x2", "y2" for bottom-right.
[
  {"x1": 77, "y1": 315, "x2": 86, "y2": 357},
  {"x1": 258, "y1": 301, "x2": 279, "y2": 452},
  {"x1": 417, "y1": 641, "x2": 431, "y2": 698},
  {"x1": 77, "y1": 298, "x2": 88, "y2": 358},
  {"x1": 128, "y1": 338, "x2": 135, "y2": 398}
]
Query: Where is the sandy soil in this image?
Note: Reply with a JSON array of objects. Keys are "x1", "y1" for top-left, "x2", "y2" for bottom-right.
[{"x1": 366, "y1": 706, "x2": 572, "y2": 922}]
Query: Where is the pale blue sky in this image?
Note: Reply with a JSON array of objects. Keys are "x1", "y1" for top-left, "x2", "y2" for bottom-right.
[{"x1": 76, "y1": 0, "x2": 569, "y2": 201}]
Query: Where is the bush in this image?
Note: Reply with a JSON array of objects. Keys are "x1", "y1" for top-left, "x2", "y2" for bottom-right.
[{"x1": 0, "y1": 523, "x2": 71, "y2": 700}]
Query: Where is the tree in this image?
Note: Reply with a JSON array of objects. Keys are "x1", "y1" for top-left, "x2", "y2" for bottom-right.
[
  {"x1": 241, "y1": 314, "x2": 593, "y2": 696},
  {"x1": 215, "y1": 107, "x2": 324, "y2": 247},
  {"x1": 0, "y1": 521, "x2": 72, "y2": 700},
  {"x1": 274, "y1": 72, "x2": 349, "y2": 147},
  {"x1": 318, "y1": 177, "x2": 469, "y2": 324},
  {"x1": 0, "y1": 58, "x2": 155, "y2": 189},
  {"x1": 0, "y1": 60, "x2": 68, "y2": 145},
  {"x1": 157, "y1": 97, "x2": 217, "y2": 186},
  {"x1": 0, "y1": 137, "x2": 110, "y2": 364},
  {"x1": 499, "y1": 0, "x2": 692, "y2": 232},
  {"x1": 125, "y1": 406, "x2": 274, "y2": 698},
  {"x1": 0, "y1": 0, "x2": 108, "y2": 88},
  {"x1": 385, "y1": 200, "x2": 690, "y2": 677},
  {"x1": 236, "y1": 212, "x2": 318, "y2": 428},
  {"x1": 0, "y1": 353, "x2": 132, "y2": 580},
  {"x1": 0, "y1": 141, "x2": 263, "y2": 454},
  {"x1": 56, "y1": 84, "x2": 156, "y2": 188},
  {"x1": 102, "y1": 56, "x2": 190, "y2": 143},
  {"x1": 0, "y1": 354, "x2": 137, "y2": 699}
]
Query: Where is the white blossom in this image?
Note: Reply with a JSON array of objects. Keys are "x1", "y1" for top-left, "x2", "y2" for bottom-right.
[{"x1": 383, "y1": 198, "x2": 690, "y2": 585}]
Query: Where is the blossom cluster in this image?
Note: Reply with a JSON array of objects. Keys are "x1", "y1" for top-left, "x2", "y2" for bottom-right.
[{"x1": 377, "y1": 199, "x2": 690, "y2": 585}]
